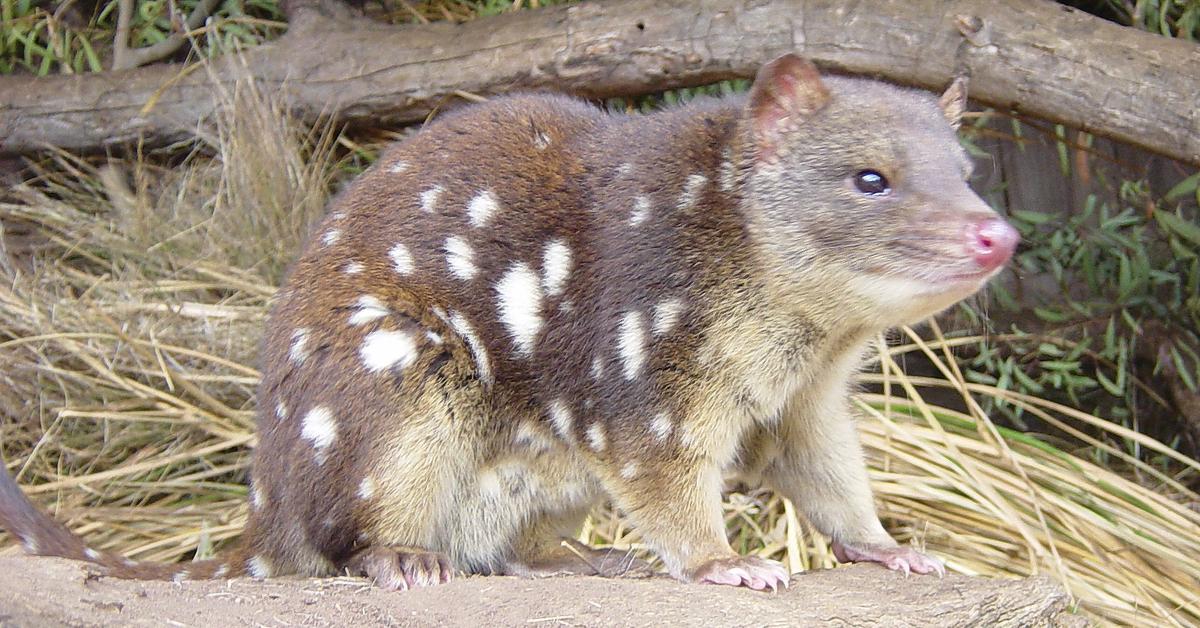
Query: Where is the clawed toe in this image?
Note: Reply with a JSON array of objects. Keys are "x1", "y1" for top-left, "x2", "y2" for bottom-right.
[
  {"x1": 345, "y1": 545, "x2": 454, "y2": 591},
  {"x1": 691, "y1": 556, "x2": 790, "y2": 591},
  {"x1": 833, "y1": 541, "x2": 944, "y2": 577}
]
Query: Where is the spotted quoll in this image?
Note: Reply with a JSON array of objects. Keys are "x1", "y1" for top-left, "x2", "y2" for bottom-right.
[{"x1": 2, "y1": 54, "x2": 1017, "y2": 591}]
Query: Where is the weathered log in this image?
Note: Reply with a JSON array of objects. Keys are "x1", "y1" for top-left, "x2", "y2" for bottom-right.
[
  {"x1": 0, "y1": 555, "x2": 1084, "y2": 627},
  {"x1": 0, "y1": 0, "x2": 1196, "y2": 165}
]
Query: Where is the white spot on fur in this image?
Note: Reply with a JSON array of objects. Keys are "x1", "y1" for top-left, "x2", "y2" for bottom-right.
[
  {"x1": 214, "y1": 564, "x2": 229, "y2": 578},
  {"x1": 678, "y1": 174, "x2": 708, "y2": 210},
  {"x1": 331, "y1": 211, "x2": 346, "y2": 221},
  {"x1": 478, "y1": 467, "x2": 502, "y2": 496},
  {"x1": 630, "y1": 196, "x2": 650, "y2": 226},
  {"x1": 289, "y1": 328, "x2": 310, "y2": 365},
  {"x1": 444, "y1": 235, "x2": 477, "y2": 281},
  {"x1": 620, "y1": 461, "x2": 639, "y2": 479},
  {"x1": 322, "y1": 229, "x2": 341, "y2": 246},
  {"x1": 719, "y1": 148, "x2": 737, "y2": 192},
  {"x1": 301, "y1": 406, "x2": 337, "y2": 459},
  {"x1": 420, "y1": 185, "x2": 444, "y2": 213},
  {"x1": 496, "y1": 262, "x2": 543, "y2": 357},
  {"x1": 560, "y1": 299, "x2": 575, "y2": 313},
  {"x1": 389, "y1": 243, "x2": 414, "y2": 275},
  {"x1": 617, "y1": 162, "x2": 633, "y2": 177},
  {"x1": 173, "y1": 569, "x2": 188, "y2": 583},
  {"x1": 349, "y1": 295, "x2": 389, "y2": 326},
  {"x1": 467, "y1": 190, "x2": 499, "y2": 228},
  {"x1": 426, "y1": 331, "x2": 443, "y2": 345},
  {"x1": 251, "y1": 485, "x2": 266, "y2": 510},
  {"x1": 360, "y1": 329, "x2": 419, "y2": 372},
  {"x1": 85, "y1": 547, "x2": 101, "y2": 561},
  {"x1": 617, "y1": 311, "x2": 646, "y2": 379},
  {"x1": 514, "y1": 422, "x2": 554, "y2": 454},
  {"x1": 541, "y1": 240, "x2": 572, "y2": 297},
  {"x1": 533, "y1": 129, "x2": 551, "y2": 149},
  {"x1": 652, "y1": 298, "x2": 686, "y2": 336},
  {"x1": 275, "y1": 402, "x2": 288, "y2": 420},
  {"x1": 548, "y1": 399, "x2": 573, "y2": 442},
  {"x1": 358, "y1": 476, "x2": 377, "y2": 500},
  {"x1": 20, "y1": 535, "x2": 38, "y2": 554},
  {"x1": 389, "y1": 161, "x2": 409, "y2": 174},
  {"x1": 650, "y1": 412, "x2": 673, "y2": 441},
  {"x1": 343, "y1": 261, "x2": 364, "y2": 275},
  {"x1": 449, "y1": 311, "x2": 493, "y2": 385},
  {"x1": 586, "y1": 423, "x2": 607, "y2": 452},
  {"x1": 591, "y1": 357, "x2": 605, "y2": 379},
  {"x1": 247, "y1": 555, "x2": 271, "y2": 579}
]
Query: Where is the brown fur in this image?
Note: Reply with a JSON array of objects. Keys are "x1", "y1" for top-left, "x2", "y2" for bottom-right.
[{"x1": 2, "y1": 55, "x2": 1014, "y2": 589}]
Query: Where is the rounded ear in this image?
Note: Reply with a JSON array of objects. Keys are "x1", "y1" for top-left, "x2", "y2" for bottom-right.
[
  {"x1": 747, "y1": 54, "x2": 831, "y2": 156},
  {"x1": 939, "y1": 76, "x2": 969, "y2": 131}
]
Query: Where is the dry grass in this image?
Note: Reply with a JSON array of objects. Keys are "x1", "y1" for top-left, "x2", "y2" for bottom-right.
[
  {"x1": 0, "y1": 70, "x2": 338, "y2": 561},
  {"x1": 1, "y1": 77, "x2": 1198, "y2": 627}
]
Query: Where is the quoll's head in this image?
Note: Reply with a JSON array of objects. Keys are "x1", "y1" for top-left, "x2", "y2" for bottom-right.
[{"x1": 739, "y1": 54, "x2": 1019, "y2": 325}]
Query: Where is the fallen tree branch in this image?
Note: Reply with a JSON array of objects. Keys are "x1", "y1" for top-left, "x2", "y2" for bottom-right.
[
  {"x1": 0, "y1": 557, "x2": 1083, "y2": 627},
  {"x1": 1, "y1": 0, "x2": 1196, "y2": 164}
]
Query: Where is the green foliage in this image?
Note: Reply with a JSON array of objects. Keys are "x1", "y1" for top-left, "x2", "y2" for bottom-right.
[
  {"x1": 1, "y1": 0, "x2": 103, "y2": 74},
  {"x1": 0, "y1": 0, "x2": 284, "y2": 76},
  {"x1": 1066, "y1": 0, "x2": 1200, "y2": 39},
  {"x1": 1112, "y1": 0, "x2": 1200, "y2": 39},
  {"x1": 968, "y1": 180, "x2": 1199, "y2": 435},
  {"x1": 467, "y1": 0, "x2": 573, "y2": 17},
  {"x1": 606, "y1": 79, "x2": 752, "y2": 114}
]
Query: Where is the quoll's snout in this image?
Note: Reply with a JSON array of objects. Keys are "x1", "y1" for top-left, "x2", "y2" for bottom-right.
[{"x1": 967, "y1": 217, "x2": 1019, "y2": 271}]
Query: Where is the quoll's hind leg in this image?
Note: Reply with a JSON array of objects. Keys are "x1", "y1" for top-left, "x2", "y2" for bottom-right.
[
  {"x1": 504, "y1": 509, "x2": 653, "y2": 579},
  {"x1": 254, "y1": 287, "x2": 495, "y2": 581},
  {"x1": 345, "y1": 545, "x2": 454, "y2": 591}
]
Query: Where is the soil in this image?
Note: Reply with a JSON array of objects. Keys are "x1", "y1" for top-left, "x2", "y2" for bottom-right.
[{"x1": 0, "y1": 552, "x2": 1076, "y2": 627}]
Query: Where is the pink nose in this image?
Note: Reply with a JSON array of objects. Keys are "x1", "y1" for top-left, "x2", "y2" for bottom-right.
[{"x1": 969, "y1": 218, "x2": 1019, "y2": 270}]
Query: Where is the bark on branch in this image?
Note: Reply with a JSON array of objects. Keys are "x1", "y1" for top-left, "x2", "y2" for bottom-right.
[
  {"x1": 0, "y1": 557, "x2": 1083, "y2": 627},
  {"x1": 1, "y1": 0, "x2": 1196, "y2": 165}
]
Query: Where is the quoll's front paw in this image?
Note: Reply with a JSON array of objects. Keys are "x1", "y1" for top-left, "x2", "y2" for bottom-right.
[
  {"x1": 346, "y1": 545, "x2": 455, "y2": 591},
  {"x1": 689, "y1": 555, "x2": 790, "y2": 591},
  {"x1": 832, "y1": 541, "x2": 945, "y2": 576}
]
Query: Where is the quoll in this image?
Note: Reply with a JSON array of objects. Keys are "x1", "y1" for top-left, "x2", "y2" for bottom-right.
[{"x1": 1, "y1": 54, "x2": 1018, "y2": 591}]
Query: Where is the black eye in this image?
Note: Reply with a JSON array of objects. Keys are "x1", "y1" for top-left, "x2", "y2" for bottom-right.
[{"x1": 853, "y1": 170, "x2": 890, "y2": 195}]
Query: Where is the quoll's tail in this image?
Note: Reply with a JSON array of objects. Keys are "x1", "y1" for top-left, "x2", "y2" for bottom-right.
[{"x1": 1, "y1": 461, "x2": 248, "y2": 581}]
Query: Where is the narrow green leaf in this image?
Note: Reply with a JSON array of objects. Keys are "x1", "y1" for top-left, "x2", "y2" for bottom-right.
[
  {"x1": 1165, "y1": 172, "x2": 1200, "y2": 202},
  {"x1": 1011, "y1": 365, "x2": 1045, "y2": 394},
  {"x1": 1055, "y1": 124, "x2": 1070, "y2": 177},
  {"x1": 1034, "y1": 307, "x2": 1070, "y2": 323},
  {"x1": 1038, "y1": 343, "x2": 1064, "y2": 357},
  {"x1": 1096, "y1": 369, "x2": 1124, "y2": 396},
  {"x1": 1118, "y1": 253, "x2": 1132, "y2": 300},
  {"x1": 1155, "y1": 209, "x2": 1200, "y2": 247},
  {"x1": 1041, "y1": 360, "x2": 1082, "y2": 371},
  {"x1": 78, "y1": 35, "x2": 101, "y2": 73},
  {"x1": 1172, "y1": 346, "x2": 1197, "y2": 390},
  {"x1": 1012, "y1": 209, "x2": 1052, "y2": 225}
]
